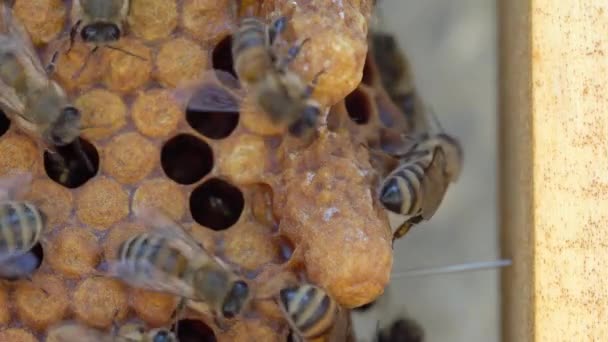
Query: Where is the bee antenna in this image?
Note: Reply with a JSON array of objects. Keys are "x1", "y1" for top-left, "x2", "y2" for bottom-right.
[
  {"x1": 391, "y1": 259, "x2": 512, "y2": 279},
  {"x1": 104, "y1": 45, "x2": 147, "y2": 61},
  {"x1": 71, "y1": 46, "x2": 98, "y2": 80}
]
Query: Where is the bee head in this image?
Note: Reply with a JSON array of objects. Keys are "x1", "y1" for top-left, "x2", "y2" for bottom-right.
[
  {"x1": 47, "y1": 106, "x2": 81, "y2": 146},
  {"x1": 221, "y1": 280, "x2": 249, "y2": 319},
  {"x1": 288, "y1": 105, "x2": 320, "y2": 137},
  {"x1": 81, "y1": 22, "x2": 121, "y2": 43}
]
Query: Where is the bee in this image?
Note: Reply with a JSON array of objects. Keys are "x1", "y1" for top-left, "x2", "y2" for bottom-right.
[
  {"x1": 183, "y1": 7, "x2": 325, "y2": 141},
  {"x1": 0, "y1": 4, "x2": 93, "y2": 172},
  {"x1": 108, "y1": 206, "x2": 251, "y2": 324},
  {"x1": 0, "y1": 172, "x2": 45, "y2": 281},
  {"x1": 278, "y1": 283, "x2": 342, "y2": 341},
  {"x1": 376, "y1": 106, "x2": 463, "y2": 242},
  {"x1": 48, "y1": 321, "x2": 177, "y2": 342},
  {"x1": 47, "y1": 0, "x2": 143, "y2": 77}
]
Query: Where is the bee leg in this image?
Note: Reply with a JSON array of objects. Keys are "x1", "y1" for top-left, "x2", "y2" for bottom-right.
[
  {"x1": 276, "y1": 37, "x2": 311, "y2": 72},
  {"x1": 66, "y1": 20, "x2": 82, "y2": 54},
  {"x1": 172, "y1": 297, "x2": 187, "y2": 337},
  {"x1": 302, "y1": 68, "x2": 327, "y2": 98},
  {"x1": 72, "y1": 45, "x2": 98, "y2": 80},
  {"x1": 392, "y1": 220, "x2": 414, "y2": 244},
  {"x1": 45, "y1": 51, "x2": 59, "y2": 75}
]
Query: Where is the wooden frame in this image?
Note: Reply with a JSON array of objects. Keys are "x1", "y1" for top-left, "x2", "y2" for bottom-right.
[{"x1": 500, "y1": 1, "x2": 608, "y2": 340}]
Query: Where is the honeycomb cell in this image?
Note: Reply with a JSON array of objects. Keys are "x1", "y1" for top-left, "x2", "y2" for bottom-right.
[
  {"x1": 101, "y1": 38, "x2": 152, "y2": 94},
  {"x1": 218, "y1": 134, "x2": 267, "y2": 185},
  {"x1": 128, "y1": 0, "x2": 178, "y2": 41},
  {"x1": 288, "y1": 11, "x2": 367, "y2": 106},
  {"x1": 0, "y1": 328, "x2": 37, "y2": 342},
  {"x1": 26, "y1": 178, "x2": 73, "y2": 228},
  {"x1": 221, "y1": 319, "x2": 281, "y2": 342},
  {"x1": 14, "y1": 274, "x2": 69, "y2": 331},
  {"x1": 0, "y1": 110, "x2": 8, "y2": 137},
  {"x1": 0, "y1": 284, "x2": 9, "y2": 325},
  {"x1": 72, "y1": 277, "x2": 128, "y2": 329},
  {"x1": 132, "y1": 89, "x2": 182, "y2": 138},
  {"x1": 161, "y1": 134, "x2": 213, "y2": 185},
  {"x1": 0, "y1": 134, "x2": 38, "y2": 175},
  {"x1": 103, "y1": 132, "x2": 157, "y2": 185},
  {"x1": 190, "y1": 178, "x2": 244, "y2": 231},
  {"x1": 12, "y1": 0, "x2": 66, "y2": 45},
  {"x1": 171, "y1": 320, "x2": 215, "y2": 342},
  {"x1": 133, "y1": 178, "x2": 187, "y2": 221},
  {"x1": 182, "y1": 0, "x2": 235, "y2": 43},
  {"x1": 48, "y1": 41, "x2": 102, "y2": 91},
  {"x1": 132, "y1": 289, "x2": 178, "y2": 327},
  {"x1": 156, "y1": 37, "x2": 208, "y2": 88},
  {"x1": 47, "y1": 227, "x2": 101, "y2": 278},
  {"x1": 103, "y1": 222, "x2": 146, "y2": 261},
  {"x1": 249, "y1": 183, "x2": 277, "y2": 229},
  {"x1": 43, "y1": 138, "x2": 100, "y2": 189},
  {"x1": 75, "y1": 89, "x2": 128, "y2": 141},
  {"x1": 224, "y1": 222, "x2": 278, "y2": 271},
  {"x1": 185, "y1": 83, "x2": 240, "y2": 140},
  {"x1": 76, "y1": 177, "x2": 130, "y2": 229},
  {"x1": 345, "y1": 87, "x2": 372, "y2": 124},
  {"x1": 211, "y1": 35, "x2": 237, "y2": 80}
]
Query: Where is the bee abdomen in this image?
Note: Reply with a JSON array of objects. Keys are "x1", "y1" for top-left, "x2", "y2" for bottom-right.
[
  {"x1": 232, "y1": 17, "x2": 266, "y2": 57},
  {"x1": 280, "y1": 285, "x2": 336, "y2": 339},
  {"x1": 380, "y1": 162, "x2": 426, "y2": 215},
  {"x1": 0, "y1": 201, "x2": 43, "y2": 254},
  {"x1": 118, "y1": 234, "x2": 189, "y2": 279}
]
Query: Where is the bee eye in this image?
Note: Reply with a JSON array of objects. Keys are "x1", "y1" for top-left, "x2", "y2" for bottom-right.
[
  {"x1": 62, "y1": 106, "x2": 81, "y2": 120},
  {"x1": 81, "y1": 25, "x2": 97, "y2": 41},
  {"x1": 153, "y1": 331, "x2": 169, "y2": 342}
]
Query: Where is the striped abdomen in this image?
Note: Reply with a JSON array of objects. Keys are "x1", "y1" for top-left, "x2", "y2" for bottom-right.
[
  {"x1": 379, "y1": 150, "x2": 434, "y2": 215},
  {"x1": 232, "y1": 17, "x2": 273, "y2": 84},
  {"x1": 118, "y1": 233, "x2": 190, "y2": 282},
  {"x1": 279, "y1": 284, "x2": 337, "y2": 339},
  {"x1": 0, "y1": 201, "x2": 44, "y2": 256}
]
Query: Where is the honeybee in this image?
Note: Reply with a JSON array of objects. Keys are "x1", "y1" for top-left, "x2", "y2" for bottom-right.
[
  {"x1": 108, "y1": 206, "x2": 251, "y2": 324},
  {"x1": 47, "y1": 0, "x2": 143, "y2": 77},
  {"x1": 182, "y1": 8, "x2": 324, "y2": 140},
  {"x1": 278, "y1": 283, "x2": 344, "y2": 341},
  {"x1": 48, "y1": 321, "x2": 177, "y2": 342},
  {"x1": 0, "y1": 4, "x2": 93, "y2": 172},
  {"x1": 0, "y1": 172, "x2": 45, "y2": 280},
  {"x1": 376, "y1": 107, "x2": 463, "y2": 242}
]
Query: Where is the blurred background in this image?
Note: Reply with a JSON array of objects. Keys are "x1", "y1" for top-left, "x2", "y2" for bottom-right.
[{"x1": 352, "y1": 1, "x2": 501, "y2": 341}]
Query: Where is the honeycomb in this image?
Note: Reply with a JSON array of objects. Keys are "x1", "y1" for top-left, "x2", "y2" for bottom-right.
[{"x1": 0, "y1": 0, "x2": 419, "y2": 340}]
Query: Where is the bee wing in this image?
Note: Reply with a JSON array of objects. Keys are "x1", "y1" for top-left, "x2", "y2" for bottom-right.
[
  {"x1": 171, "y1": 69, "x2": 243, "y2": 114},
  {"x1": 133, "y1": 206, "x2": 208, "y2": 258},
  {"x1": 48, "y1": 323, "x2": 113, "y2": 342},
  {"x1": 419, "y1": 147, "x2": 450, "y2": 220},
  {"x1": 104, "y1": 257, "x2": 198, "y2": 300},
  {"x1": 0, "y1": 171, "x2": 32, "y2": 201}
]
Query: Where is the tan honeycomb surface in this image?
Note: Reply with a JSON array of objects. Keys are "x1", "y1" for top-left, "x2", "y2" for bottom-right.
[{"x1": 0, "y1": 0, "x2": 408, "y2": 341}]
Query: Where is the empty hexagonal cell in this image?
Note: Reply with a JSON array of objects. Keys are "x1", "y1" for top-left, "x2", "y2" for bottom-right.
[
  {"x1": 345, "y1": 87, "x2": 372, "y2": 124},
  {"x1": 44, "y1": 138, "x2": 99, "y2": 189},
  {"x1": 0, "y1": 110, "x2": 9, "y2": 137},
  {"x1": 212, "y1": 35, "x2": 237, "y2": 81},
  {"x1": 161, "y1": 134, "x2": 213, "y2": 185},
  {"x1": 173, "y1": 319, "x2": 217, "y2": 342},
  {"x1": 186, "y1": 83, "x2": 240, "y2": 139},
  {"x1": 190, "y1": 178, "x2": 244, "y2": 231}
]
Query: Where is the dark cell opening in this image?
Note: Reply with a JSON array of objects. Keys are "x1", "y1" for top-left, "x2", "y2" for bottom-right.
[
  {"x1": 2, "y1": 242, "x2": 44, "y2": 281},
  {"x1": 345, "y1": 87, "x2": 371, "y2": 125},
  {"x1": 353, "y1": 300, "x2": 377, "y2": 312},
  {"x1": 212, "y1": 35, "x2": 238, "y2": 81},
  {"x1": 161, "y1": 134, "x2": 213, "y2": 185},
  {"x1": 361, "y1": 54, "x2": 374, "y2": 86},
  {"x1": 44, "y1": 138, "x2": 99, "y2": 189},
  {"x1": 190, "y1": 178, "x2": 244, "y2": 231},
  {"x1": 173, "y1": 319, "x2": 216, "y2": 342},
  {"x1": 0, "y1": 110, "x2": 9, "y2": 137},
  {"x1": 186, "y1": 83, "x2": 240, "y2": 139}
]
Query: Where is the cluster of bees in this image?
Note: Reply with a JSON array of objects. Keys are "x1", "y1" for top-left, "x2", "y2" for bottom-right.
[{"x1": 0, "y1": 0, "x2": 472, "y2": 341}]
